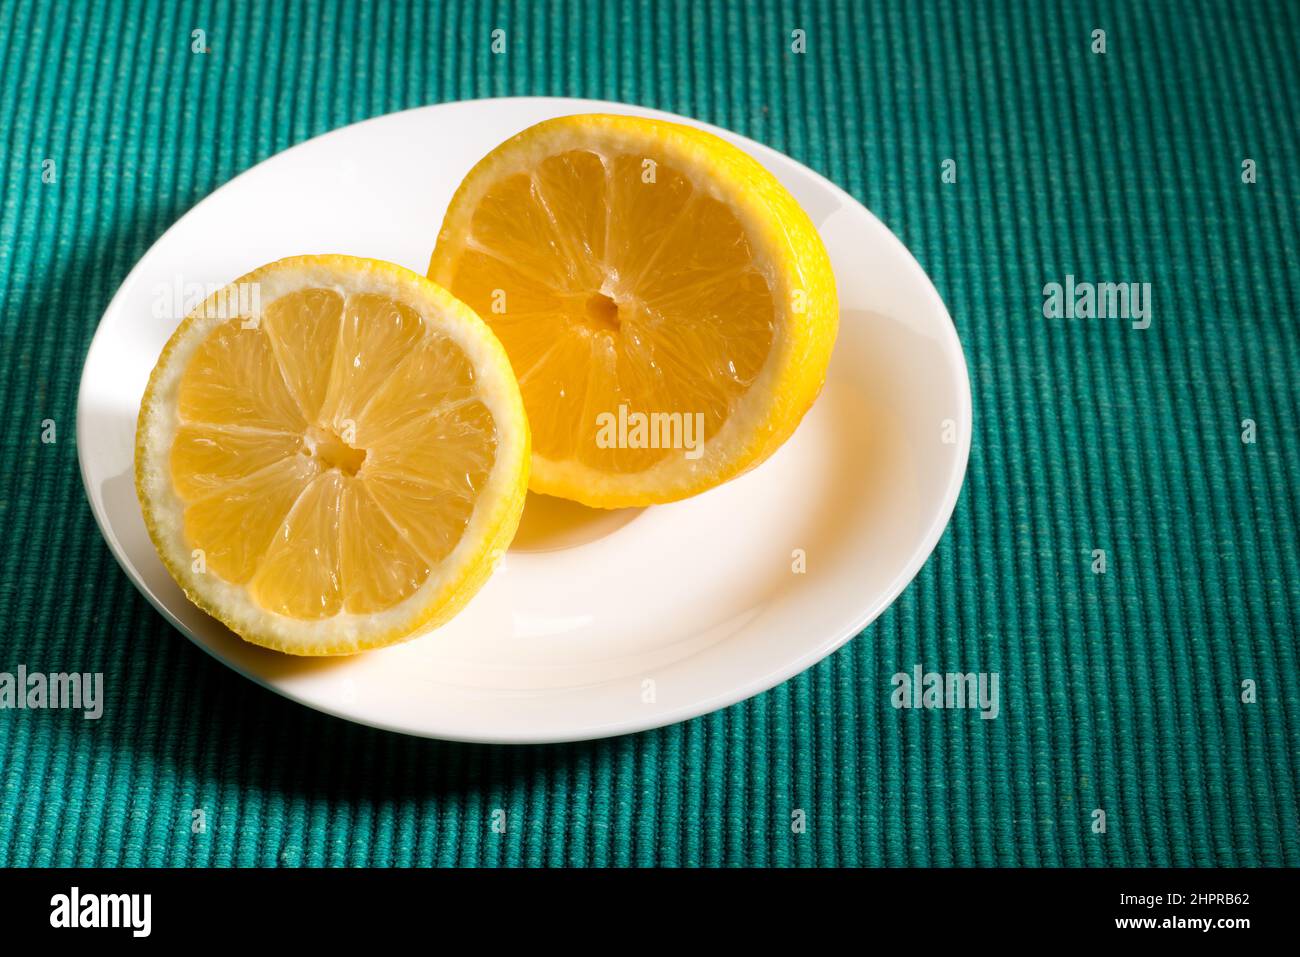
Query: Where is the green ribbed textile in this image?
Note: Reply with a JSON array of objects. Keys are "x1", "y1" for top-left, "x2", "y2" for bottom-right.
[{"x1": 0, "y1": 0, "x2": 1296, "y2": 867}]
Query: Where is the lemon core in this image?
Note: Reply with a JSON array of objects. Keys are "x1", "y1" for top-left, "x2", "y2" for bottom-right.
[
  {"x1": 583, "y1": 292, "x2": 621, "y2": 333},
  {"x1": 305, "y1": 426, "x2": 366, "y2": 476}
]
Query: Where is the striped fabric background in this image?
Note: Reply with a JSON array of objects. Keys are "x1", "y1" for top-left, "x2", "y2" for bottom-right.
[{"x1": 0, "y1": 0, "x2": 1297, "y2": 866}]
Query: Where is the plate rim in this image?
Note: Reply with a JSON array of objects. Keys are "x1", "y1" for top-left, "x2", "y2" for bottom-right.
[{"x1": 75, "y1": 95, "x2": 973, "y2": 744}]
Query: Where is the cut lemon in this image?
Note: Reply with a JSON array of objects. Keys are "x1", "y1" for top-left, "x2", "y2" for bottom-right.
[
  {"x1": 135, "y1": 255, "x2": 530, "y2": 655},
  {"x1": 429, "y1": 114, "x2": 837, "y2": 508}
]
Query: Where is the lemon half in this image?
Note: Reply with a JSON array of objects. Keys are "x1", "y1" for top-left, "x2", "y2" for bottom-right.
[
  {"x1": 135, "y1": 255, "x2": 530, "y2": 655},
  {"x1": 429, "y1": 114, "x2": 838, "y2": 508}
]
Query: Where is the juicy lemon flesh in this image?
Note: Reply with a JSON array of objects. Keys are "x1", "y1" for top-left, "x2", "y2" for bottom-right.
[
  {"x1": 169, "y1": 289, "x2": 498, "y2": 620},
  {"x1": 445, "y1": 149, "x2": 776, "y2": 475}
]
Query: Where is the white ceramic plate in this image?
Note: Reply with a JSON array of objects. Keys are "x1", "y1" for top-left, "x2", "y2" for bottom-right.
[{"x1": 77, "y1": 97, "x2": 971, "y2": 743}]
